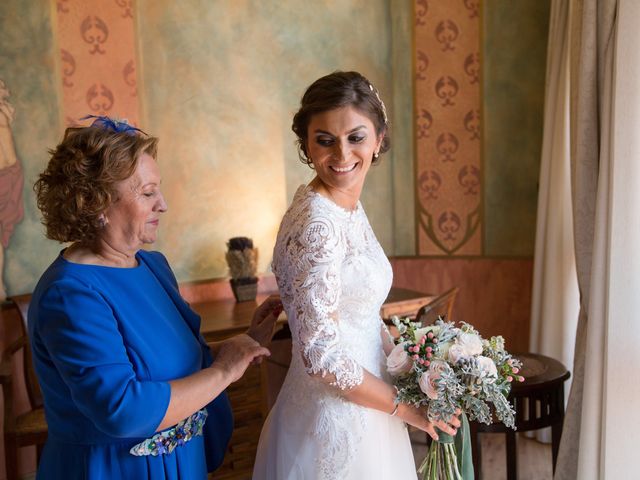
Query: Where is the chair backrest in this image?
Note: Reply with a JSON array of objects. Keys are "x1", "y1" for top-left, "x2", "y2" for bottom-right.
[
  {"x1": 415, "y1": 287, "x2": 459, "y2": 326},
  {"x1": 7, "y1": 293, "x2": 43, "y2": 409}
]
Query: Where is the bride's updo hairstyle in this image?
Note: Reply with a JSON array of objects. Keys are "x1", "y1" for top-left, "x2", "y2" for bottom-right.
[{"x1": 292, "y1": 71, "x2": 390, "y2": 166}]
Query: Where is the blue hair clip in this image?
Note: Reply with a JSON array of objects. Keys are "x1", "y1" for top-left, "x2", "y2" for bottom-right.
[{"x1": 80, "y1": 114, "x2": 146, "y2": 135}]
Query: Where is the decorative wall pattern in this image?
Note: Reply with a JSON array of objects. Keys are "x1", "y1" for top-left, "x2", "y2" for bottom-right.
[
  {"x1": 414, "y1": 0, "x2": 482, "y2": 255},
  {"x1": 0, "y1": 79, "x2": 24, "y2": 301},
  {"x1": 1, "y1": 0, "x2": 544, "y2": 292},
  {"x1": 54, "y1": 0, "x2": 140, "y2": 126}
]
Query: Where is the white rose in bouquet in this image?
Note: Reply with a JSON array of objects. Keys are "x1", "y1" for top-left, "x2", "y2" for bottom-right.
[
  {"x1": 448, "y1": 343, "x2": 467, "y2": 364},
  {"x1": 419, "y1": 360, "x2": 449, "y2": 400},
  {"x1": 387, "y1": 342, "x2": 413, "y2": 376},
  {"x1": 476, "y1": 356, "x2": 498, "y2": 383},
  {"x1": 437, "y1": 340, "x2": 454, "y2": 358},
  {"x1": 456, "y1": 332, "x2": 483, "y2": 356}
]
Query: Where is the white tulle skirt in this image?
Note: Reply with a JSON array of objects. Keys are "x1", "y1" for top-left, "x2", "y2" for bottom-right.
[{"x1": 252, "y1": 400, "x2": 418, "y2": 480}]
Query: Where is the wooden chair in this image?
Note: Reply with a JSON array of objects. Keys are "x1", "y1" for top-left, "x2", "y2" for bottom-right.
[
  {"x1": 1, "y1": 294, "x2": 47, "y2": 480},
  {"x1": 414, "y1": 286, "x2": 459, "y2": 325}
]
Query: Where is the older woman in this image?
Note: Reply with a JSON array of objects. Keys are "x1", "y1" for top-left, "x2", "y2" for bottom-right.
[
  {"x1": 30, "y1": 116, "x2": 281, "y2": 479},
  {"x1": 253, "y1": 72, "x2": 460, "y2": 479}
]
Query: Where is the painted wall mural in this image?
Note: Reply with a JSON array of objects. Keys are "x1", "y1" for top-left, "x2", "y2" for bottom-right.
[
  {"x1": 414, "y1": 0, "x2": 482, "y2": 255},
  {"x1": 0, "y1": 0, "x2": 401, "y2": 300},
  {"x1": 0, "y1": 0, "x2": 546, "y2": 302},
  {"x1": 0, "y1": 79, "x2": 24, "y2": 300},
  {"x1": 54, "y1": 0, "x2": 140, "y2": 126}
]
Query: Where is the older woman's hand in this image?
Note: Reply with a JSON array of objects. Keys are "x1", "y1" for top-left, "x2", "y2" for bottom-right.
[
  {"x1": 247, "y1": 295, "x2": 283, "y2": 347},
  {"x1": 213, "y1": 334, "x2": 271, "y2": 384}
]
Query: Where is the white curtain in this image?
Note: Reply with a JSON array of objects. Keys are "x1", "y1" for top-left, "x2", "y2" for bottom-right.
[
  {"x1": 554, "y1": 0, "x2": 640, "y2": 478},
  {"x1": 529, "y1": 0, "x2": 580, "y2": 443},
  {"x1": 575, "y1": 0, "x2": 640, "y2": 477}
]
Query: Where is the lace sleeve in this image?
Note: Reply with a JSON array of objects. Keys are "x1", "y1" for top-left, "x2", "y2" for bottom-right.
[{"x1": 289, "y1": 215, "x2": 364, "y2": 391}]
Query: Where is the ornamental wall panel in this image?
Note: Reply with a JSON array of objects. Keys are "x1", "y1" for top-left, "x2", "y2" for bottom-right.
[
  {"x1": 54, "y1": 0, "x2": 140, "y2": 126},
  {"x1": 414, "y1": 0, "x2": 482, "y2": 255}
]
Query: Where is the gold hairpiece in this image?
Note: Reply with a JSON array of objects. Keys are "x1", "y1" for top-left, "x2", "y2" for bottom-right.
[{"x1": 369, "y1": 83, "x2": 388, "y2": 124}]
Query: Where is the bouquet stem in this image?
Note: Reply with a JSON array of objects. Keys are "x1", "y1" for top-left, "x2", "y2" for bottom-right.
[{"x1": 417, "y1": 413, "x2": 473, "y2": 480}]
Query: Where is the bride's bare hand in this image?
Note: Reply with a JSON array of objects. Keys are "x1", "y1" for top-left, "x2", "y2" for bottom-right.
[{"x1": 398, "y1": 405, "x2": 461, "y2": 441}]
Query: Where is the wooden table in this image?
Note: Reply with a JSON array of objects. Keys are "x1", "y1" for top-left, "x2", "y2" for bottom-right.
[
  {"x1": 471, "y1": 353, "x2": 571, "y2": 480},
  {"x1": 193, "y1": 286, "x2": 432, "y2": 342},
  {"x1": 380, "y1": 287, "x2": 434, "y2": 320},
  {"x1": 194, "y1": 293, "x2": 285, "y2": 342}
]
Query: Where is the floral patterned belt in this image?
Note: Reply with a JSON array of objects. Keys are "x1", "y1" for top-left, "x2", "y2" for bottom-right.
[{"x1": 129, "y1": 408, "x2": 208, "y2": 456}]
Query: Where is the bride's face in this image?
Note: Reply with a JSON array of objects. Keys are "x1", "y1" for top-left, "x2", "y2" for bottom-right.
[{"x1": 305, "y1": 106, "x2": 382, "y2": 197}]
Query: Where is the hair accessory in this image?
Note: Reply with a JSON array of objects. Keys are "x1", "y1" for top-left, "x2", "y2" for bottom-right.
[
  {"x1": 368, "y1": 84, "x2": 388, "y2": 125},
  {"x1": 80, "y1": 114, "x2": 146, "y2": 136}
]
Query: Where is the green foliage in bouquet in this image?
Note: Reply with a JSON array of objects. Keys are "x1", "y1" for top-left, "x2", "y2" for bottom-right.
[{"x1": 391, "y1": 317, "x2": 522, "y2": 427}]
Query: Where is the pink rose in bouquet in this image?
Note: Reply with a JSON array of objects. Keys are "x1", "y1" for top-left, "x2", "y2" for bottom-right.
[{"x1": 386, "y1": 341, "x2": 414, "y2": 376}]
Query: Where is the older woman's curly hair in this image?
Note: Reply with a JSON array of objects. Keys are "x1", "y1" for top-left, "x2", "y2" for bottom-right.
[{"x1": 34, "y1": 126, "x2": 158, "y2": 243}]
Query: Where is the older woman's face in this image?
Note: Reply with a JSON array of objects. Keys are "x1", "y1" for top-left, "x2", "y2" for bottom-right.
[{"x1": 103, "y1": 153, "x2": 167, "y2": 250}]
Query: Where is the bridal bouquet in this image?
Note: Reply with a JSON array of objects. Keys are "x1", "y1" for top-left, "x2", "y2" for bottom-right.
[{"x1": 387, "y1": 317, "x2": 524, "y2": 479}]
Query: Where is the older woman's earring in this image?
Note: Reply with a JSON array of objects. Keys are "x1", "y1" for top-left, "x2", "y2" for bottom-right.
[{"x1": 98, "y1": 214, "x2": 108, "y2": 227}]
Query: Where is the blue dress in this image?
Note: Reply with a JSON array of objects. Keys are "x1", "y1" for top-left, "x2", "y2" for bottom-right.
[{"x1": 28, "y1": 250, "x2": 233, "y2": 479}]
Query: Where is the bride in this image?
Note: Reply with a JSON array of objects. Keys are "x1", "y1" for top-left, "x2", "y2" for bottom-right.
[{"x1": 253, "y1": 71, "x2": 459, "y2": 479}]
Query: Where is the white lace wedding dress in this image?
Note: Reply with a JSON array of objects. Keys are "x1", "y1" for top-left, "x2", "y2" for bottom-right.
[{"x1": 253, "y1": 185, "x2": 417, "y2": 480}]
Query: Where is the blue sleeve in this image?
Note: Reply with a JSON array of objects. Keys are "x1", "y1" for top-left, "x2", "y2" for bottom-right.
[
  {"x1": 140, "y1": 251, "x2": 232, "y2": 469},
  {"x1": 141, "y1": 251, "x2": 213, "y2": 368},
  {"x1": 37, "y1": 277, "x2": 171, "y2": 438}
]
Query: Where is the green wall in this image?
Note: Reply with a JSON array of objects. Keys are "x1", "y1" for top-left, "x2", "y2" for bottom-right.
[
  {"x1": 483, "y1": 0, "x2": 550, "y2": 256},
  {"x1": 390, "y1": 0, "x2": 416, "y2": 255},
  {"x1": 0, "y1": 0, "x2": 62, "y2": 296},
  {"x1": 137, "y1": 0, "x2": 397, "y2": 281}
]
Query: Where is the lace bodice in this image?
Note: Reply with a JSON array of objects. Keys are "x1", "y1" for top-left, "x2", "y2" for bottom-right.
[{"x1": 271, "y1": 185, "x2": 393, "y2": 478}]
